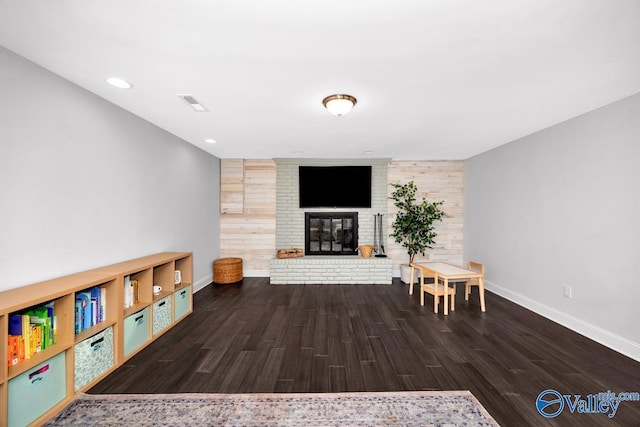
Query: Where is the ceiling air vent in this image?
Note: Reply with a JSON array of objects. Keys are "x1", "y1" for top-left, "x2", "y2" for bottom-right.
[{"x1": 177, "y1": 94, "x2": 208, "y2": 112}]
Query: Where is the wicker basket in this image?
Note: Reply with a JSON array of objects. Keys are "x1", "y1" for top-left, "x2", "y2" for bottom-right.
[
  {"x1": 358, "y1": 245, "x2": 375, "y2": 258},
  {"x1": 213, "y1": 257, "x2": 243, "y2": 284},
  {"x1": 276, "y1": 248, "x2": 304, "y2": 259}
]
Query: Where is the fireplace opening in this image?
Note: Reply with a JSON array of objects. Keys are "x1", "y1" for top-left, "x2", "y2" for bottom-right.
[{"x1": 305, "y1": 212, "x2": 358, "y2": 255}]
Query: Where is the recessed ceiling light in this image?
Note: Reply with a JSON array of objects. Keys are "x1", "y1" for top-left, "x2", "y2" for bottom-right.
[
  {"x1": 205, "y1": 138, "x2": 216, "y2": 144},
  {"x1": 364, "y1": 150, "x2": 374, "y2": 155},
  {"x1": 105, "y1": 77, "x2": 132, "y2": 89},
  {"x1": 293, "y1": 151, "x2": 304, "y2": 155}
]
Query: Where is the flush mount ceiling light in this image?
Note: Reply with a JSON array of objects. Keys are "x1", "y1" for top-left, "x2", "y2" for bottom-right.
[
  {"x1": 205, "y1": 138, "x2": 216, "y2": 144},
  {"x1": 322, "y1": 94, "x2": 357, "y2": 116},
  {"x1": 105, "y1": 77, "x2": 132, "y2": 89}
]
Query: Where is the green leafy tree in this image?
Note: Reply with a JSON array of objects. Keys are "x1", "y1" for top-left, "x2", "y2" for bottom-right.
[{"x1": 389, "y1": 181, "x2": 445, "y2": 264}]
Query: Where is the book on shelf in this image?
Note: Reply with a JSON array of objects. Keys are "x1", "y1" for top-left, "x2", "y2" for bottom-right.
[
  {"x1": 124, "y1": 275, "x2": 131, "y2": 308},
  {"x1": 124, "y1": 276, "x2": 140, "y2": 309},
  {"x1": 74, "y1": 286, "x2": 107, "y2": 334},
  {"x1": 7, "y1": 335, "x2": 24, "y2": 367},
  {"x1": 21, "y1": 314, "x2": 30, "y2": 359},
  {"x1": 9, "y1": 313, "x2": 22, "y2": 335},
  {"x1": 30, "y1": 323, "x2": 42, "y2": 354},
  {"x1": 75, "y1": 300, "x2": 83, "y2": 334},
  {"x1": 100, "y1": 286, "x2": 107, "y2": 321},
  {"x1": 76, "y1": 292, "x2": 92, "y2": 330}
]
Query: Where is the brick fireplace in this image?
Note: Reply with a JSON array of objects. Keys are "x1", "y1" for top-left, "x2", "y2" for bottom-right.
[{"x1": 270, "y1": 158, "x2": 392, "y2": 284}]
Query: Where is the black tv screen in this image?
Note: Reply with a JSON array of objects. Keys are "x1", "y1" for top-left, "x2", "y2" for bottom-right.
[{"x1": 299, "y1": 166, "x2": 372, "y2": 208}]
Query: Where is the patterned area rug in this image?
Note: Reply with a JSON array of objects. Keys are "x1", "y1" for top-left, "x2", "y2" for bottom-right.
[{"x1": 45, "y1": 391, "x2": 500, "y2": 426}]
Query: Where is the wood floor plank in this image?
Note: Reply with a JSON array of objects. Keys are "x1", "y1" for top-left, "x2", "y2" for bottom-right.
[
  {"x1": 275, "y1": 325, "x2": 303, "y2": 381},
  {"x1": 292, "y1": 348, "x2": 314, "y2": 392},
  {"x1": 342, "y1": 341, "x2": 366, "y2": 391},
  {"x1": 368, "y1": 336, "x2": 403, "y2": 390},
  {"x1": 253, "y1": 347, "x2": 286, "y2": 392},
  {"x1": 310, "y1": 354, "x2": 330, "y2": 392},
  {"x1": 299, "y1": 309, "x2": 317, "y2": 350},
  {"x1": 219, "y1": 350, "x2": 255, "y2": 393},
  {"x1": 313, "y1": 312, "x2": 329, "y2": 356},
  {"x1": 196, "y1": 334, "x2": 251, "y2": 388},
  {"x1": 327, "y1": 316, "x2": 346, "y2": 366},
  {"x1": 329, "y1": 365, "x2": 348, "y2": 392},
  {"x1": 349, "y1": 314, "x2": 375, "y2": 362},
  {"x1": 360, "y1": 361, "x2": 385, "y2": 392}
]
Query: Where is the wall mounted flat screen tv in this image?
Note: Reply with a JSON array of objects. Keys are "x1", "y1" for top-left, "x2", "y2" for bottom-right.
[{"x1": 299, "y1": 166, "x2": 372, "y2": 208}]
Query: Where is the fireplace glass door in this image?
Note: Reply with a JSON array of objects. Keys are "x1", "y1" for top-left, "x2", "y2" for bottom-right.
[{"x1": 305, "y1": 212, "x2": 358, "y2": 255}]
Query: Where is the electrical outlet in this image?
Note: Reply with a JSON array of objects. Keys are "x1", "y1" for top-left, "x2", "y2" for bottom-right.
[{"x1": 563, "y1": 285, "x2": 572, "y2": 299}]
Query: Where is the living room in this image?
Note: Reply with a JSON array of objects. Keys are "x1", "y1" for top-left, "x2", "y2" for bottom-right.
[{"x1": 1, "y1": 2, "x2": 639, "y2": 426}]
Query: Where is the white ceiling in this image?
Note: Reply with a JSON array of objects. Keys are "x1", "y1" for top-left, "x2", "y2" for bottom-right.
[{"x1": 1, "y1": 0, "x2": 639, "y2": 160}]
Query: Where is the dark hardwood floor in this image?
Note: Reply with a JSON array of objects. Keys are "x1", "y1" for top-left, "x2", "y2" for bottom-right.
[{"x1": 90, "y1": 278, "x2": 640, "y2": 426}]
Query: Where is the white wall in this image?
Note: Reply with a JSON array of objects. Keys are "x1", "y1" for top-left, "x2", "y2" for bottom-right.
[
  {"x1": 0, "y1": 46, "x2": 220, "y2": 292},
  {"x1": 465, "y1": 92, "x2": 640, "y2": 361}
]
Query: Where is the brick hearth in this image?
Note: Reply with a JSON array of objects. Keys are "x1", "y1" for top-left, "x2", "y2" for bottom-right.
[{"x1": 269, "y1": 256, "x2": 392, "y2": 284}]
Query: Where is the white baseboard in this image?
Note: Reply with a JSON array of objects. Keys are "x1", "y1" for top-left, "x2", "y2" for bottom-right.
[
  {"x1": 193, "y1": 271, "x2": 265, "y2": 292},
  {"x1": 193, "y1": 275, "x2": 212, "y2": 293},
  {"x1": 485, "y1": 280, "x2": 640, "y2": 363},
  {"x1": 244, "y1": 269, "x2": 269, "y2": 277}
]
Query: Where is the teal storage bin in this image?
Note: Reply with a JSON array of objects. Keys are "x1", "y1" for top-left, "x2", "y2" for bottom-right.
[
  {"x1": 74, "y1": 326, "x2": 114, "y2": 391},
  {"x1": 174, "y1": 285, "x2": 192, "y2": 321},
  {"x1": 123, "y1": 307, "x2": 150, "y2": 357},
  {"x1": 8, "y1": 351, "x2": 67, "y2": 427},
  {"x1": 152, "y1": 295, "x2": 172, "y2": 335}
]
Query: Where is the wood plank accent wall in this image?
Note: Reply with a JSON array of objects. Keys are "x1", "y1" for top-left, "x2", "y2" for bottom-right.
[
  {"x1": 220, "y1": 159, "x2": 276, "y2": 273},
  {"x1": 219, "y1": 159, "x2": 463, "y2": 275},
  {"x1": 220, "y1": 159, "x2": 244, "y2": 214},
  {"x1": 386, "y1": 161, "x2": 464, "y2": 267}
]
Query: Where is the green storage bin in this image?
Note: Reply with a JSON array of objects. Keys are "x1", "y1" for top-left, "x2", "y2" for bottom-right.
[
  {"x1": 123, "y1": 307, "x2": 150, "y2": 357},
  {"x1": 74, "y1": 326, "x2": 114, "y2": 391},
  {"x1": 8, "y1": 351, "x2": 67, "y2": 427},
  {"x1": 174, "y1": 285, "x2": 192, "y2": 320},
  {"x1": 152, "y1": 295, "x2": 172, "y2": 335}
]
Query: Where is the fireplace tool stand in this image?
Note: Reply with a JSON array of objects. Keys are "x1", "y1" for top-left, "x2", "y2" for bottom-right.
[{"x1": 373, "y1": 213, "x2": 387, "y2": 257}]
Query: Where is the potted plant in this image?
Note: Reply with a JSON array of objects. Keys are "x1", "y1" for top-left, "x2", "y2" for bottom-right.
[{"x1": 389, "y1": 181, "x2": 445, "y2": 284}]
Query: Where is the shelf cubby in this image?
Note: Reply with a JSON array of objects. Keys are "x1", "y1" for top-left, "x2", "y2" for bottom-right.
[
  {"x1": 152, "y1": 295, "x2": 172, "y2": 336},
  {"x1": 8, "y1": 350, "x2": 68, "y2": 427},
  {"x1": 175, "y1": 256, "x2": 193, "y2": 288},
  {"x1": 73, "y1": 278, "x2": 117, "y2": 341},
  {"x1": 123, "y1": 268, "x2": 153, "y2": 318},
  {"x1": 74, "y1": 325, "x2": 115, "y2": 392},
  {"x1": 152, "y1": 262, "x2": 174, "y2": 302},
  {"x1": 174, "y1": 285, "x2": 193, "y2": 322},
  {"x1": 123, "y1": 307, "x2": 150, "y2": 358},
  {"x1": 6, "y1": 293, "x2": 75, "y2": 380}
]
